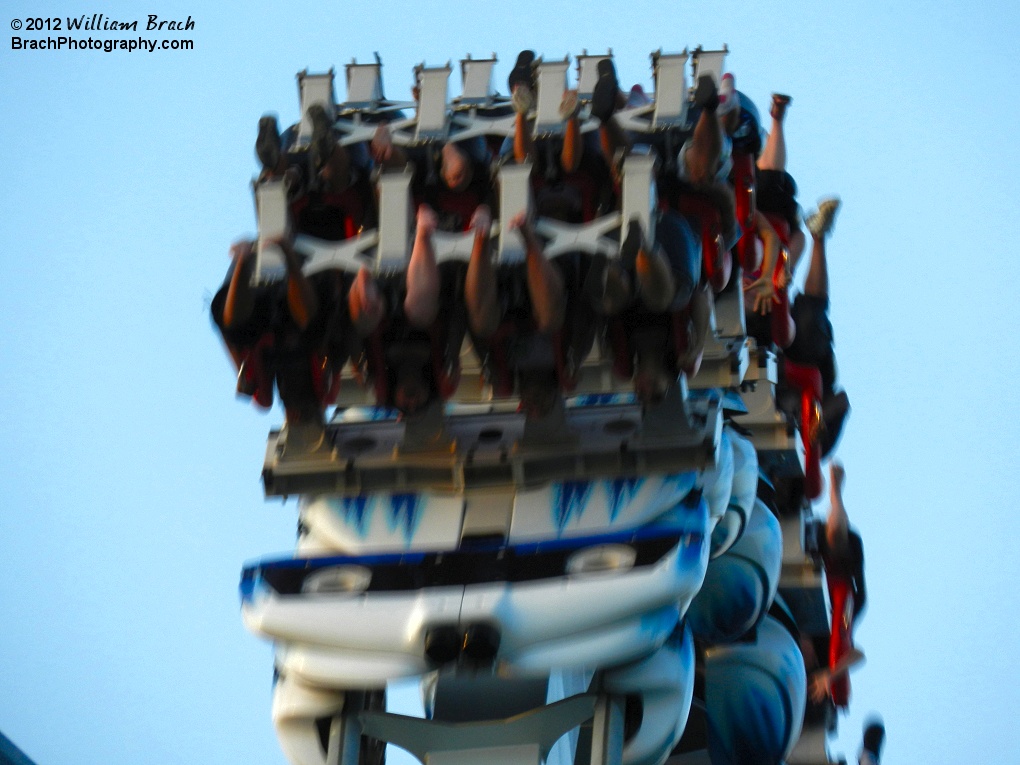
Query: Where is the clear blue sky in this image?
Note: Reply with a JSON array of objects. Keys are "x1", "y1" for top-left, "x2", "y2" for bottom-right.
[{"x1": 2, "y1": 1, "x2": 1019, "y2": 763}]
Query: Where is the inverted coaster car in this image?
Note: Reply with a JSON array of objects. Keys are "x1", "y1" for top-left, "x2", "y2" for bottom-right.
[
  {"x1": 243, "y1": 475, "x2": 709, "y2": 765},
  {"x1": 243, "y1": 477, "x2": 708, "y2": 685}
]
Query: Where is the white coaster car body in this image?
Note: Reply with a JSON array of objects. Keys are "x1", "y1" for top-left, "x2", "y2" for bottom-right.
[{"x1": 242, "y1": 480, "x2": 709, "y2": 687}]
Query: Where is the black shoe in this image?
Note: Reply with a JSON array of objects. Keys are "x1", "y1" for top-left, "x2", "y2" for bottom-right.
[
  {"x1": 862, "y1": 721, "x2": 885, "y2": 763},
  {"x1": 590, "y1": 59, "x2": 619, "y2": 123},
  {"x1": 508, "y1": 50, "x2": 536, "y2": 93},
  {"x1": 256, "y1": 115, "x2": 281, "y2": 171},
  {"x1": 694, "y1": 75, "x2": 719, "y2": 112},
  {"x1": 819, "y1": 389, "x2": 850, "y2": 457},
  {"x1": 582, "y1": 253, "x2": 632, "y2": 314},
  {"x1": 582, "y1": 253, "x2": 609, "y2": 307},
  {"x1": 307, "y1": 104, "x2": 336, "y2": 172},
  {"x1": 596, "y1": 58, "x2": 617, "y2": 80}
]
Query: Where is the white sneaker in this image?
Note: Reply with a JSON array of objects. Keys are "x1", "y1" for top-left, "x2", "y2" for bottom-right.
[
  {"x1": 558, "y1": 89, "x2": 579, "y2": 122},
  {"x1": 469, "y1": 205, "x2": 492, "y2": 233},
  {"x1": 806, "y1": 197, "x2": 841, "y2": 238},
  {"x1": 718, "y1": 73, "x2": 738, "y2": 115},
  {"x1": 511, "y1": 85, "x2": 534, "y2": 115}
]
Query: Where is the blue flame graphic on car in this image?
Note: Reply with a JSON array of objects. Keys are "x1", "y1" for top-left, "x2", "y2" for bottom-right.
[
  {"x1": 663, "y1": 472, "x2": 697, "y2": 493},
  {"x1": 605, "y1": 478, "x2": 644, "y2": 521},
  {"x1": 340, "y1": 496, "x2": 375, "y2": 537},
  {"x1": 389, "y1": 493, "x2": 424, "y2": 541},
  {"x1": 553, "y1": 481, "x2": 594, "y2": 533}
]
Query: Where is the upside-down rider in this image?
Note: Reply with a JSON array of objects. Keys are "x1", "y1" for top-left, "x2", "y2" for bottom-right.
[
  {"x1": 211, "y1": 234, "x2": 351, "y2": 435},
  {"x1": 809, "y1": 461, "x2": 867, "y2": 707}
]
